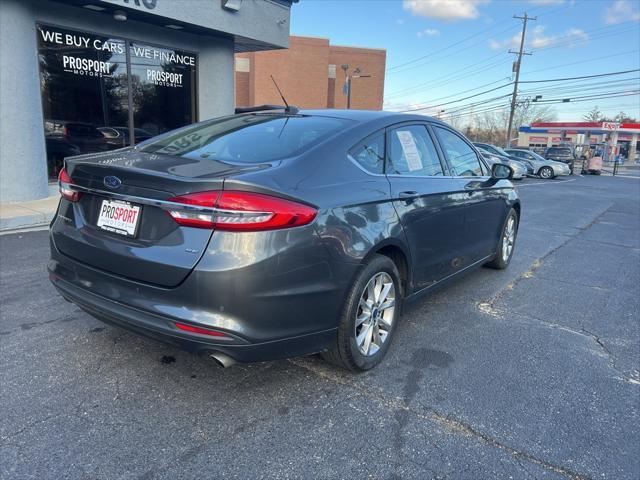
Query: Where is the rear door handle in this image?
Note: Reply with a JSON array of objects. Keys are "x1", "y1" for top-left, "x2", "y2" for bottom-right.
[{"x1": 399, "y1": 191, "x2": 419, "y2": 198}]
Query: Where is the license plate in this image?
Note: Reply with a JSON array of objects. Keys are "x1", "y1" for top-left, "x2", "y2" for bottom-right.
[{"x1": 96, "y1": 199, "x2": 141, "y2": 237}]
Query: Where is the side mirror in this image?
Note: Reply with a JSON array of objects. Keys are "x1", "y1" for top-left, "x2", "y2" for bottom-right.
[{"x1": 492, "y1": 163, "x2": 513, "y2": 180}]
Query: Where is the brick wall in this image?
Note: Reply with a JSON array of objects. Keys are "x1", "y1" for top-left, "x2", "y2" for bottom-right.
[
  {"x1": 235, "y1": 36, "x2": 386, "y2": 110},
  {"x1": 328, "y1": 45, "x2": 386, "y2": 110}
]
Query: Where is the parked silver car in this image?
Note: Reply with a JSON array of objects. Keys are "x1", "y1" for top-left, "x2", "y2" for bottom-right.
[
  {"x1": 504, "y1": 148, "x2": 571, "y2": 179},
  {"x1": 476, "y1": 147, "x2": 526, "y2": 180}
]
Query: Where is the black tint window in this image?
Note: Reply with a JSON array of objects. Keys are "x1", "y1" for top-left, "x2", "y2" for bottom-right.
[
  {"x1": 140, "y1": 115, "x2": 352, "y2": 163},
  {"x1": 548, "y1": 148, "x2": 572, "y2": 155},
  {"x1": 434, "y1": 127, "x2": 483, "y2": 177},
  {"x1": 350, "y1": 134, "x2": 384, "y2": 174},
  {"x1": 387, "y1": 125, "x2": 443, "y2": 176}
]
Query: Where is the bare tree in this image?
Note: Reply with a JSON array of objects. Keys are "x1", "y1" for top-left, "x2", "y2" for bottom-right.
[
  {"x1": 443, "y1": 114, "x2": 465, "y2": 131},
  {"x1": 470, "y1": 104, "x2": 556, "y2": 144},
  {"x1": 605, "y1": 111, "x2": 637, "y2": 123},
  {"x1": 582, "y1": 106, "x2": 602, "y2": 122}
]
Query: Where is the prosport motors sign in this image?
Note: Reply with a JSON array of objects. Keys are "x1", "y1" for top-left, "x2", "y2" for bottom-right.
[
  {"x1": 37, "y1": 25, "x2": 196, "y2": 87},
  {"x1": 39, "y1": 27, "x2": 123, "y2": 77}
]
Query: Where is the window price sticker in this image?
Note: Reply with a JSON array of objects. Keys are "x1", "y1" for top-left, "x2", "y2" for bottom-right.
[{"x1": 396, "y1": 130, "x2": 423, "y2": 171}]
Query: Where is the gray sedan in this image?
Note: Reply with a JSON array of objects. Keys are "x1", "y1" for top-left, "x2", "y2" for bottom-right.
[
  {"x1": 49, "y1": 108, "x2": 520, "y2": 371},
  {"x1": 505, "y1": 148, "x2": 571, "y2": 179}
]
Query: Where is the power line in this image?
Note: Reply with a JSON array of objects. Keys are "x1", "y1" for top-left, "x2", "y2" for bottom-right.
[
  {"x1": 385, "y1": 0, "x2": 574, "y2": 73},
  {"x1": 520, "y1": 50, "x2": 639, "y2": 76},
  {"x1": 532, "y1": 90, "x2": 640, "y2": 104},
  {"x1": 387, "y1": 24, "x2": 516, "y2": 72},
  {"x1": 398, "y1": 84, "x2": 513, "y2": 113},
  {"x1": 520, "y1": 69, "x2": 640, "y2": 83},
  {"x1": 385, "y1": 53, "x2": 506, "y2": 97},
  {"x1": 385, "y1": 77, "x2": 511, "y2": 108}
]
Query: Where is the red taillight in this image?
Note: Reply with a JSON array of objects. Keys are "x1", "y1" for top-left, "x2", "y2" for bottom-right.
[
  {"x1": 62, "y1": 126, "x2": 70, "y2": 138},
  {"x1": 166, "y1": 190, "x2": 317, "y2": 231},
  {"x1": 58, "y1": 168, "x2": 82, "y2": 202},
  {"x1": 174, "y1": 322, "x2": 227, "y2": 337}
]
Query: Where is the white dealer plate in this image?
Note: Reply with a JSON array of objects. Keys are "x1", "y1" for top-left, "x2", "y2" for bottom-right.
[{"x1": 96, "y1": 199, "x2": 141, "y2": 237}]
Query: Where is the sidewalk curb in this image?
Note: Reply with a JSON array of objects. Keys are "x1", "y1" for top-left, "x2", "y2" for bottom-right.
[{"x1": 0, "y1": 213, "x2": 53, "y2": 232}]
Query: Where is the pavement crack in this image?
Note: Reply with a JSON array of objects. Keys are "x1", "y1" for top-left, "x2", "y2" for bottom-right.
[
  {"x1": 289, "y1": 358, "x2": 592, "y2": 480},
  {"x1": 509, "y1": 312, "x2": 639, "y2": 386},
  {"x1": 0, "y1": 413, "x2": 65, "y2": 445},
  {"x1": 479, "y1": 204, "x2": 614, "y2": 316}
]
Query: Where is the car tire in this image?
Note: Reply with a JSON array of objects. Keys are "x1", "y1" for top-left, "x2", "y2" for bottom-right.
[
  {"x1": 485, "y1": 208, "x2": 518, "y2": 270},
  {"x1": 539, "y1": 166, "x2": 554, "y2": 179},
  {"x1": 321, "y1": 254, "x2": 402, "y2": 371}
]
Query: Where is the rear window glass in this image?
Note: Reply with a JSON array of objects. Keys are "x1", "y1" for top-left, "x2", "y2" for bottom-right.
[
  {"x1": 547, "y1": 148, "x2": 572, "y2": 154},
  {"x1": 139, "y1": 114, "x2": 352, "y2": 163}
]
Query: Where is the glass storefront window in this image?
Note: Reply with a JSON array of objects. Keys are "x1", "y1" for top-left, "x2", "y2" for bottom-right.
[
  {"x1": 129, "y1": 42, "x2": 197, "y2": 138},
  {"x1": 37, "y1": 24, "x2": 197, "y2": 181}
]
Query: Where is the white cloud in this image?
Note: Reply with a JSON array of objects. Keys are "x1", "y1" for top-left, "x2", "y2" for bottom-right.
[
  {"x1": 604, "y1": 0, "x2": 640, "y2": 25},
  {"x1": 530, "y1": 28, "x2": 588, "y2": 49},
  {"x1": 527, "y1": 0, "x2": 565, "y2": 5},
  {"x1": 489, "y1": 27, "x2": 587, "y2": 50},
  {"x1": 488, "y1": 33, "x2": 522, "y2": 50},
  {"x1": 417, "y1": 28, "x2": 441, "y2": 37},
  {"x1": 532, "y1": 25, "x2": 546, "y2": 35},
  {"x1": 403, "y1": 0, "x2": 489, "y2": 21}
]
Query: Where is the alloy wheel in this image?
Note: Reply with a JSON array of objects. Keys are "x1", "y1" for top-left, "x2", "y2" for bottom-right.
[
  {"x1": 354, "y1": 272, "x2": 396, "y2": 356},
  {"x1": 502, "y1": 216, "x2": 516, "y2": 262}
]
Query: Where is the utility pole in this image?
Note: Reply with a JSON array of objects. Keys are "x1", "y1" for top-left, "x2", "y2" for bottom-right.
[{"x1": 505, "y1": 12, "x2": 535, "y2": 148}]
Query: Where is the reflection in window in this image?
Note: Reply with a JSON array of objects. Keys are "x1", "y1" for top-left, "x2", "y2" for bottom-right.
[
  {"x1": 141, "y1": 115, "x2": 351, "y2": 163},
  {"x1": 388, "y1": 125, "x2": 443, "y2": 176},
  {"x1": 350, "y1": 134, "x2": 385, "y2": 174},
  {"x1": 129, "y1": 42, "x2": 197, "y2": 139},
  {"x1": 434, "y1": 127, "x2": 484, "y2": 177},
  {"x1": 38, "y1": 25, "x2": 127, "y2": 179},
  {"x1": 37, "y1": 25, "x2": 198, "y2": 181}
]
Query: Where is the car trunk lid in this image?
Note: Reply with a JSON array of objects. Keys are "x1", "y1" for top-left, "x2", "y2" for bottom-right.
[{"x1": 51, "y1": 149, "x2": 269, "y2": 287}]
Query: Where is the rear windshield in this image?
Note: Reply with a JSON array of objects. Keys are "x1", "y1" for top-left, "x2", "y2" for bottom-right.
[
  {"x1": 547, "y1": 148, "x2": 572, "y2": 155},
  {"x1": 139, "y1": 114, "x2": 353, "y2": 163}
]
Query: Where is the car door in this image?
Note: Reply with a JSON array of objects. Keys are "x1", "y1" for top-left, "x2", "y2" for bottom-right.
[
  {"x1": 432, "y1": 125, "x2": 507, "y2": 262},
  {"x1": 385, "y1": 123, "x2": 467, "y2": 291}
]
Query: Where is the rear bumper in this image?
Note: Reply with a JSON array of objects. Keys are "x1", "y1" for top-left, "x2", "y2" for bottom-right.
[
  {"x1": 48, "y1": 222, "x2": 349, "y2": 363},
  {"x1": 50, "y1": 270, "x2": 337, "y2": 363}
]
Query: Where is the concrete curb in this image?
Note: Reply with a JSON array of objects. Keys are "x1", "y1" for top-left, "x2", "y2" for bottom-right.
[
  {"x1": 0, "y1": 213, "x2": 53, "y2": 232},
  {"x1": 0, "y1": 194, "x2": 59, "y2": 232}
]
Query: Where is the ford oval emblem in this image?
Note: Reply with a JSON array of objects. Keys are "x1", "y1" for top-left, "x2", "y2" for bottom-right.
[{"x1": 103, "y1": 175, "x2": 122, "y2": 189}]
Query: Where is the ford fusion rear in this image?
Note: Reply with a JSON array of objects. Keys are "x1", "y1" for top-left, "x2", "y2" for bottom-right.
[{"x1": 49, "y1": 109, "x2": 520, "y2": 371}]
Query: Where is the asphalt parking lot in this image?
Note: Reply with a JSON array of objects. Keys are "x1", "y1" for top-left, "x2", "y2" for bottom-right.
[{"x1": 1, "y1": 174, "x2": 639, "y2": 480}]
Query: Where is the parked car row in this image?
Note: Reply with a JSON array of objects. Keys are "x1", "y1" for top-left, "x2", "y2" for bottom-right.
[{"x1": 472, "y1": 142, "x2": 572, "y2": 180}]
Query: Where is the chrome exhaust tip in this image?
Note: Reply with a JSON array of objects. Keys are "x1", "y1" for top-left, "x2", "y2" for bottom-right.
[{"x1": 210, "y1": 352, "x2": 236, "y2": 368}]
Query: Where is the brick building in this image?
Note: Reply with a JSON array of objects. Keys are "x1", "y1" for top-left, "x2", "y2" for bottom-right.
[{"x1": 235, "y1": 36, "x2": 386, "y2": 110}]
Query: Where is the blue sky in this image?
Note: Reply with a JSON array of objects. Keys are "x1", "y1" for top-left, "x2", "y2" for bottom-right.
[{"x1": 290, "y1": 0, "x2": 640, "y2": 122}]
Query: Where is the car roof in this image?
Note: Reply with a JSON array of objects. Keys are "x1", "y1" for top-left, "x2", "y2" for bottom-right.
[{"x1": 277, "y1": 108, "x2": 452, "y2": 129}]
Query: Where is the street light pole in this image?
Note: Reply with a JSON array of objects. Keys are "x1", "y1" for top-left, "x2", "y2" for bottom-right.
[{"x1": 341, "y1": 64, "x2": 370, "y2": 109}]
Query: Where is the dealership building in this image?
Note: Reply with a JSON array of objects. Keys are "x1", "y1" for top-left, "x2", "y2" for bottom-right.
[
  {"x1": 0, "y1": 0, "x2": 295, "y2": 203},
  {"x1": 518, "y1": 121, "x2": 640, "y2": 159}
]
